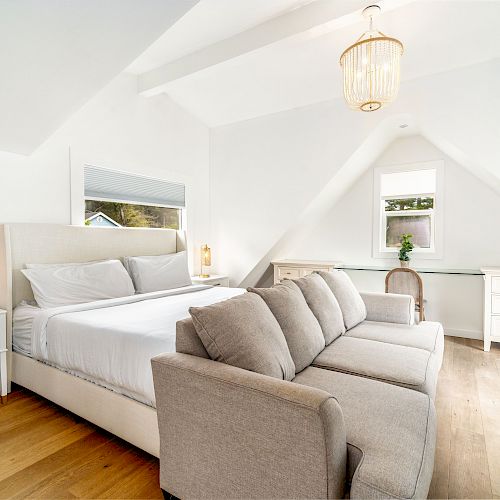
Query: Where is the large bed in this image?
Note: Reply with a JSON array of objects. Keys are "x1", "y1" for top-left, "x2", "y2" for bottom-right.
[{"x1": 0, "y1": 223, "x2": 243, "y2": 456}]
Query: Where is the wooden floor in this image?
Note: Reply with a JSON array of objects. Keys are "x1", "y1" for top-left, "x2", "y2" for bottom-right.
[
  {"x1": 0, "y1": 389, "x2": 162, "y2": 499},
  {"x1": 429, "y1": 337, "x2": 500, "y2": 499},
  {"x1": 0, "y1": 337, "x2": 499, "y2": 499}
]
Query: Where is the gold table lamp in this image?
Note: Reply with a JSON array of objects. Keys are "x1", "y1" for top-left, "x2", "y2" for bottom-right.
[{"x1": 200, "y1": 244, "x2": 211, "y2": 278}]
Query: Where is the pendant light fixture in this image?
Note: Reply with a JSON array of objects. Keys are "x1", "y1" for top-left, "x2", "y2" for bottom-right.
[{"x1": 340, "y1": 5, "x2": 403, "y2": 112}]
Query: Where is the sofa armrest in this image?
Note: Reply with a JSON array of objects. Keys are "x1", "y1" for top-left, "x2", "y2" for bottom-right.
[
  {"x1": 152, "y1": 353, "x2": 347, "y2": 499},
  {"x1": 360, "y1": 292, "x2": 415, "y2": 325}
]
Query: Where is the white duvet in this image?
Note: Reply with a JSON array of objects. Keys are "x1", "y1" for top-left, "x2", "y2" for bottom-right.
[{"x1": 14, "y1": 285, "x2": 244, "y2": 406}]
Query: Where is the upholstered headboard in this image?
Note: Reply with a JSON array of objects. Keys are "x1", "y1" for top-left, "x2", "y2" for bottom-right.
[{"x1": 0, "y1": 223, "x2": 186, "y2": 352}]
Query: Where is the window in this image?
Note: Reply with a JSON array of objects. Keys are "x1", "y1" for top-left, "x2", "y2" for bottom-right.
[
  {"x1": 373, "y1": 161, "x2": 443, "y2": 259},
  {"x1": 84, "y1": 165, "x2": 185, "y2": 229}
]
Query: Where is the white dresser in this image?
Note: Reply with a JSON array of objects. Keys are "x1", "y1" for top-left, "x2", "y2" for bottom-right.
[
  {"x1": 481, "y1": 267, "x2": 500, "y2": 351},
  {"x1": 272, "y1": 260, "x2": 341, "y2": 285},
  {"x1": 0, "y1": 309, "x2": 6, "y2": 403}
]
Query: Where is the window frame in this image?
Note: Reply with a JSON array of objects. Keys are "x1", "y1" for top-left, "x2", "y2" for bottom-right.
[
  {"x1": 372, "y1": 160, "x2": 444, "y2": 260},
  {"x1": 72, "y1": 162, "x2": 188, "y2": 231},
  {"x1": 84, "y1": 197, "x2": 186, "y2": 231}
]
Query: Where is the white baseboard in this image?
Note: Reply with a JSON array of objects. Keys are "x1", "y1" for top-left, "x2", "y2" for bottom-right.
[{"x1": 444, "y1": 328, "x2": 483, "y2": 340}]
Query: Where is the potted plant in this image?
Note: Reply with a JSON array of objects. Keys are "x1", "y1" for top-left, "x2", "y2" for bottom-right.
[{"x1": 398, "y1": 233, "x2": 413, "y2": 267}]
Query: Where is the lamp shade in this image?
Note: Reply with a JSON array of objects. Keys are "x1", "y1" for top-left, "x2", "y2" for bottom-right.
[{"x1": 201, "y1": 244, "x2": 211, "y2": 267}]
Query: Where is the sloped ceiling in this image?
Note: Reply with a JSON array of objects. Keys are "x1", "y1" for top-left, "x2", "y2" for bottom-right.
[
  {"x1": 132, "y1": 0, "x2": 500, "y2": 126},
  {"x1": 0, "y1": 0, "x2": 199, "y2": 155},
  {"x1": 126, "y1": 0, "x2": 314, "y2": 75}
]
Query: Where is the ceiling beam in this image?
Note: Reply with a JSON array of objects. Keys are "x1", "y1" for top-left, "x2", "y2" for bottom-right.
[{"x1": 138, "y1": 0, "x2": 415, "y2": 97}]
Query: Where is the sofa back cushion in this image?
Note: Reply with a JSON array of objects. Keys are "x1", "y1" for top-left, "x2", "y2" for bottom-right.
[
  {"x1": 248, "y1": 280, "x2": 325, "y2": 372},
  {"x1": 189, "y1": 292, "x2": 295, "y2": 380},
  {"x1": 292, "y1": 273, "x2": 345, "y2": 345},
  {"x1": 318, "y1": 270, "x2": 367, "y2": 330},
  {"x1": 176, "y1": 317, "x2": 210, "y2": 358}
]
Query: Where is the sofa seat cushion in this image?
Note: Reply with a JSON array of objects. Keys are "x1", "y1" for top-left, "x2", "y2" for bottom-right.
[
  {"x1": 248, "y1": 281, "x2": 325, "y2": 372},
  {"x1": 292, "y1": 273, "x2": 345, "y2": 345},
  {"x1": 293, "y1": 367, "x2": 436, "y2": 500},
  {"x1": 312, "y1": 336, "x2": 438, "y2": 398},
  {"x1": 346, "y1": 320, "x2": 444, "y2": 359}
]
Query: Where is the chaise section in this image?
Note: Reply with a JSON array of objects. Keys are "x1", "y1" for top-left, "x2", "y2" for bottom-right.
[
  {"x1": 152, "y1": 352, "x2": 348, "y2": 499},
  {"x1": 293, "y1": 367, "x2": 436, "y2": 500},
  {"x1": 311, "y1": 336, "x2": 439, "y2": 398},
  {"x1": 345, "y1": 320, "x2": 444, "y2": 368}
]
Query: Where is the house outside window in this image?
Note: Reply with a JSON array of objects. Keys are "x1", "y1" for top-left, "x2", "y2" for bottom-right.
[
  {"x1": 373, "y1": 161, "x2": 444, "y2": 259},
  {"x1": 83, "y1": 165, "x2": 185, "y2": 230}
]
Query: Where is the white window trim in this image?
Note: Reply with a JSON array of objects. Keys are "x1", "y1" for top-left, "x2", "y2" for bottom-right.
[{"x1": 372, "y1": 160, "x2": 444, "y2": 260}]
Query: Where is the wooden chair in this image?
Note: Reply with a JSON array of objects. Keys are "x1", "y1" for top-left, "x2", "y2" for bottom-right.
[{"x1": 385, "y1": 268, "x2": 425, "y2": 322}]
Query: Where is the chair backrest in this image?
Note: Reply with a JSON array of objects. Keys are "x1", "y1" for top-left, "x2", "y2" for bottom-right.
[{"x1": 385, "y1": 268, "x2": 424, "y2": 322}]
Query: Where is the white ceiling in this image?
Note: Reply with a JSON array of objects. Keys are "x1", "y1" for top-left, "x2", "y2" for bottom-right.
[
  {"x1": 126, "y1": 0, "x2": 314, "y2": 74},
  {"x1": 0, "y1": 0, "x2": 198, "y2": 155},
  {"x1": 129, "y1": 0, "x2": 500, "y2": 127}
]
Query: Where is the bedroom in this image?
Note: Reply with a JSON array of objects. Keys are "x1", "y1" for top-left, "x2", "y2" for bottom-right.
[{"x1": 0, "y1": 1, "x2": 499, "y2": 499}]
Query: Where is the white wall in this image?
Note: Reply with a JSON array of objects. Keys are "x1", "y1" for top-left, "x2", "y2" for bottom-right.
[
  {"x1": 289, "y1": 135, "x2": 500, "y2": 338},
  {"x1": 209, "y1": 97, "x2": 396, "y2": 286},
  {"x1": 293, "y1": 135, "x2": 500, "y2": 269},
  {"x1": 209, "y1": 60, "x2": 499, "y2": 291},
  {"x1": 0, "y1": 73, "x2": 210, "y2": 270}
]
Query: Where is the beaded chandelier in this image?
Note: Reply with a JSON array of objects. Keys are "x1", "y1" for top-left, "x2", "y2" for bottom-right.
[{"x1": 340, "y1": 5, "x2": 403, "y2": 112}]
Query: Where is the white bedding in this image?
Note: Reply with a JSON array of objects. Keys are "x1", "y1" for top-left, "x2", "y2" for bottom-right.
[{"x1": 13, "y1": 285, "x2": 244, "y2": 406}]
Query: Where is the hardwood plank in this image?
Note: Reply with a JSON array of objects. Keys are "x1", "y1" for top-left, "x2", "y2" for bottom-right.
[
  {"x1": 69, "y1": 445, "x2": 160, "y2": 499},
  {"x1": 22, "y1": 440, "x2": 139, "y2": 499},
  {"x1": 0, "y1": 389, "x2": 162, "y2": 499},
  {"x1": 451, "y1": 397, "x2": 484, "y2": 435},
  {"x1": 428, "y1": 396, "x2": 451, "y2": 499},
  {"x1": 448, "y1": 427, "x2": 492, "y2": 499},
  {"x1": 476, "y1": 375, "x2": 500, "y2": 405},
  {"x1": 482, "y1": 431, "x2": 500, "y2": 496},
  {"x1": 0, "y1": 422, "x2": 95, "y2": 482},
  {"x1": 0, "y1": 432, "x2": 111, "y2": 498},
  {"x1": 479, "y1": 400, "x2": 500, "y2": 497}
]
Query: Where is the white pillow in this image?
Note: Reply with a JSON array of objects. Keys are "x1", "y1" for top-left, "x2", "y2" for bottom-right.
[
  {"x1": 21, "y1": 260, "x2": 135, "y2": 309},
  {"x1": 124, "y1": 251, "x2": 192, "y2": 293},
  {"x1": 25, "y1": 260, "x2": 104, "y2": 269}
]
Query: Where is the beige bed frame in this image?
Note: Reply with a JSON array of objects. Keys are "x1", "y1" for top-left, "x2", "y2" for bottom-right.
[{"x1": 0, "y1": 224, "x2": 187, "y2": 457}]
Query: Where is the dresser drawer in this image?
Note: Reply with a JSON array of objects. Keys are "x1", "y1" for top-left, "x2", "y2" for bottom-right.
[
  {"x1": 301, "y1": 268, "x2": 316, "y2": 277},
  {"x1": 492, "y1": 277, "x2": 500, "y2": 294},
  {"x1": 491, "y1": 316, "x2": 500, "y2": 338},
  {"x1": 492, "y1": 295, "x2": 500, "y2": 314},
  {"x1": 278, "y1": 267, "x2": 301, "y2": 279}
]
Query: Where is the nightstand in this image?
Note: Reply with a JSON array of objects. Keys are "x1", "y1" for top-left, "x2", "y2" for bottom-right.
[
  {"x1": 0, "y1": 309, "x2": 6, "y2": 403},
  {"x1": 191, "y1": 275, "x2": 230, "y2": 287}
]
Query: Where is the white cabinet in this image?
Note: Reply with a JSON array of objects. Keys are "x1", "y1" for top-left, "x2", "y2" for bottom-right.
[
  {"x1": 0, "y1": 309, "x2": 6, "y2": 403},
  {"x1": 272, "y1": 260, "x2": 341, "y2": 285},
  {"x1": 481, "y1": 268, "x2": 500, "y2": 351}
]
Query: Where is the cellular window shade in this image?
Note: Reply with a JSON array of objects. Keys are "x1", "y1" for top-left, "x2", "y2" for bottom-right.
[
  {"x1": 381, "y1": 169, "x2": 436, "y2": 197},
  {"x1": 84, "y1": 165, "x2": 185, "y2": 208}
]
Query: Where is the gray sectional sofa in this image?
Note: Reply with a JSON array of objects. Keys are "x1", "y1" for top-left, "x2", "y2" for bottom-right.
[{"x1": 152, "y1": 270, "x2": 444, "y2": 499}]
